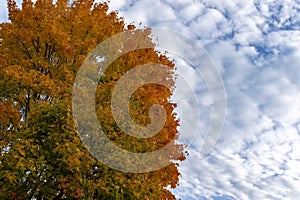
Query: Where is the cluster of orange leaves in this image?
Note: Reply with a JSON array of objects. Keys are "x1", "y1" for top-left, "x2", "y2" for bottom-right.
[{"x1": 0, "y1": 0, "x2": 186, "y2": 199}]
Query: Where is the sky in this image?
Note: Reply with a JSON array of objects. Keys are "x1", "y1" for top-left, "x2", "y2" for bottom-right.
[{"x1": 1, "y1": 0, "x2": 300, "y2": 199}]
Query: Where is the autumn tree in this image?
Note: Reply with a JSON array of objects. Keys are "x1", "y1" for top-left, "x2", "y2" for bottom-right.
[{"x1": 0, "y1": 0, "x2": 186, "y2": 199}]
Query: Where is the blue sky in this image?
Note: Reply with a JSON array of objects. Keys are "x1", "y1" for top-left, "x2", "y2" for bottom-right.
[{"x1": 1, "y1": 1, "x2": 300, "y2": 199}]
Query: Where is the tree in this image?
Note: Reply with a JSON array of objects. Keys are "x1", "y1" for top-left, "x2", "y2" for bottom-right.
[{"x1": 0, "y1": 0, "x2": 186, "y2": 199}]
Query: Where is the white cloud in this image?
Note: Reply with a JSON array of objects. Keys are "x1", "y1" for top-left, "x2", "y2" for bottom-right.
[
  {"x1": 109, "y1": 0, "x2": 177, "y2": 25},
  {"x1": 0, "y1": 0, "x2": 24, "y2": 22},
  {"x1": 0, "y1": 0, "x2": 8, "y2": 22},
  {"x1": 108, "y1": 0, "x2": 300, "y2": 199},
  {"x1": 178, "y1": 2, "x2": 205, "y2": 22}
]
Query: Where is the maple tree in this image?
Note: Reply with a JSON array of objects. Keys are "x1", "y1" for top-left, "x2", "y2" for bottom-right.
[{"x1": 0, "y1": 0, "x2": 186, "y2": 199}]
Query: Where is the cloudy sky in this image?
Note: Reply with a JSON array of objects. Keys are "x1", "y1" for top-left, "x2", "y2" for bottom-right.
[{"x1": 1, "y1": 0, "x2": 300, "y2": 199}]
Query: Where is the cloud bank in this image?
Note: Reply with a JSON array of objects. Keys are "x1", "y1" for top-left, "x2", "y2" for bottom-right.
[{"x1": 108, "y1": 0, "x2": 300, "y2": 199}]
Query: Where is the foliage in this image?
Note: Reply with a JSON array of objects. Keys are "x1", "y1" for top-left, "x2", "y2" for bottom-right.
[{"x1": 0, "y1": 0, "x2": 185, "y2": 199}]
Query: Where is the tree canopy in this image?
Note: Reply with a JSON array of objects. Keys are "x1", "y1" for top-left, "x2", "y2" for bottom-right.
[{"x1": 0, "y1": 0, "x2": 186, "y2": 199}]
